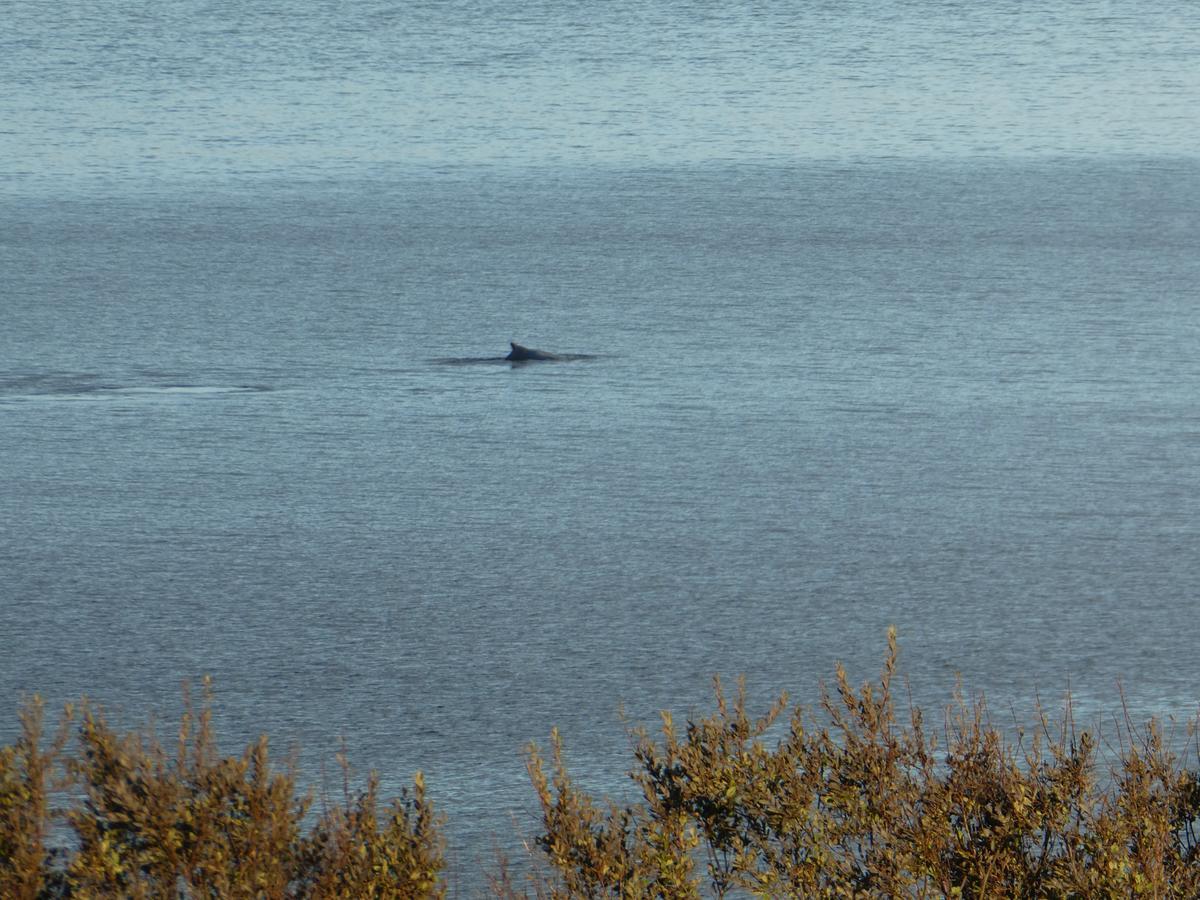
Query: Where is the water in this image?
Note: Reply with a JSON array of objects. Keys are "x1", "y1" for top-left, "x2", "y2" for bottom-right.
[
  {"x1": 6, "y1": 0, "x2": 1199, "y2": 182},
  {"x1": 4, "y1": 0, "x2": 1200, "y2": 885}
]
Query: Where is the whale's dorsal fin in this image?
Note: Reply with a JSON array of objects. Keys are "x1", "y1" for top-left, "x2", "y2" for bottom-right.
[{"x1": 506, "y1": 341, "x2": 564, "y2": 362}]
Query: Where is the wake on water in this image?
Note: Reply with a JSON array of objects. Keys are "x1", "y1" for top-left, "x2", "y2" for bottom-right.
[{"x1": 0, "y1": 373, "x2": 271, "y2": 403}]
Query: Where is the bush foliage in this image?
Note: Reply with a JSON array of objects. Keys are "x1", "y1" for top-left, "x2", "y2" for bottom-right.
[
  {"x1": 0, "y1": 680, "x2": 444, "y2": 899},
  {"x1": 4, "y1": 632, "x2": 1200, "y2": 897}
]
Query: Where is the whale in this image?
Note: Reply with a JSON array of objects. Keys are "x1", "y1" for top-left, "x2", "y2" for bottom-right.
[
  {"x1": 505, "y1": 342, "x2": 562, "y2": 362},
  {"x1": 433, "y1": 343, "x2": 596, "y2": 366}
]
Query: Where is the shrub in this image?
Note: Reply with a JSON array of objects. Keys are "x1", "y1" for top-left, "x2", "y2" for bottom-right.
[
  {"x1": 295, "y1": 766, "x2": 445, "y2": 898},
  {"x1": 65, "y1": 680, "x2": 306, "y2": 897},
  {"x1": 0, "y1": 697, "x2": 69, "y2": 900},
  {"x1": 514, "y1": 628, "x2": 1200, "y2": 898},
  {"x1": 4, "y1": 632, "x2": 1200, "y2": 897},
  {"x1": 0, "y1": 681, "x2": 443, "y2": 898}
]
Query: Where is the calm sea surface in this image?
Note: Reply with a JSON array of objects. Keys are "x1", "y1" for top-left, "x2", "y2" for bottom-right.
[{"x1": 3, "y1": 0, "x2": 1200, "y2": 883}]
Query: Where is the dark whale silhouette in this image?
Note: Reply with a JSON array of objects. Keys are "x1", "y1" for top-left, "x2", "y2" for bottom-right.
[
  {"x1": 433, "y1": 343, "x2": 597, "y2": 366},
  {"x1": 505, "y1": 342, "x2": 562, "y2": 362}
]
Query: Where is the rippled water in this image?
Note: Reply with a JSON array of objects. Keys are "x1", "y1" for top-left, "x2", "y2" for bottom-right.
[
  {"x1": 3, "y1": 0, "x2": 1200, "y2": 885},
  {"x1": 5, "y1": 0, "x2": 1200, "y2": 186}
]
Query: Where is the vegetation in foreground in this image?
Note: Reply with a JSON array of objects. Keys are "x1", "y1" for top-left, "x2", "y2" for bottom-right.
[{"x1": 3, "y1": 630, "x2": 1200, "y2": 898}]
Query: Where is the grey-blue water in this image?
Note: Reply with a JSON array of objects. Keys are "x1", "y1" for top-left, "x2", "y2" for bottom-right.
[{"x1": 4, "y1": 0, "x2": 1200, "y2": 886}]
